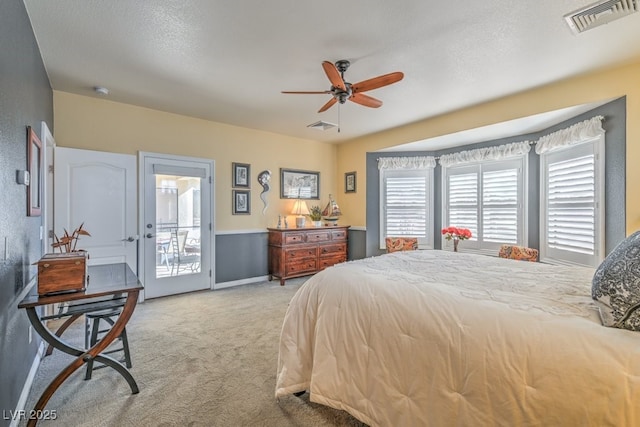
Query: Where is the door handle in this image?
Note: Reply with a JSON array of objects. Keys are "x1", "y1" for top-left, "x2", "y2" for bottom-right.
[
  {"x1": 122, "y1": 235, "x2": 139, "y2": 242},
  {"x1": 145, "y1": 233, "x2": 154, "y2": 239}
]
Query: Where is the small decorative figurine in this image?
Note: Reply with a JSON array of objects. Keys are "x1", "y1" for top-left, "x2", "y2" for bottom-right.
[
  {"x1": 257, "y1": 170, "x2": 272, "y2": 215},
  {"x1": 277, "y1": 214, "x2": 282, "y2": 229},
  {"x1": 284, "y1": 217, "x2": 289, "y2": 229}
]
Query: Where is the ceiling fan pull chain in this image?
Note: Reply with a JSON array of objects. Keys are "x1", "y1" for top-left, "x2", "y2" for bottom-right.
[{"x1": 338, "y1": 104, "x2": 341, "y2": 133}]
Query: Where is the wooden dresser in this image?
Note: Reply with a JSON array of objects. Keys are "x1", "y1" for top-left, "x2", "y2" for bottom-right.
[{"x1": 268, "y1": 225, "x2": 349, "y2": 285}]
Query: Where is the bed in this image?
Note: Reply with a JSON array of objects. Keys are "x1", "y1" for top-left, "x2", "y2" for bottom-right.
[{"x1": 275, "y1": 249, "x2": 640, "y2": 426}]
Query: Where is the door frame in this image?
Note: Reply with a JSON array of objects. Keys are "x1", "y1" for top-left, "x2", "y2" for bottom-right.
[
  {"x1": 41, "y1": 121, "x2": 55, "y2": 255},
  {"x1": 138, "y1": 151, "x2": 215, "y2": 301}
]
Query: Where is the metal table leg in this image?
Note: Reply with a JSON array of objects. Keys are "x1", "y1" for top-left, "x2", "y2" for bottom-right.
[{"x1": 24, "y1": 290, "x2": 140, "y2": 426}]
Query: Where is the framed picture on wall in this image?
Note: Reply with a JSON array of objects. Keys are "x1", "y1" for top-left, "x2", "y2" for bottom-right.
[
  {"x1": 27, "y1": 126, "x2": 43, "y2": 216},
  {"x1": 280, "y1": 168, "x2": 320, "y2": 199},
  {"x1": 345, "y1": 171, "x2": 356, "y2": 193},
  {"x1": 232, "y1": 162, "x2": 250, "y2": 188},
  {"x1": 233, "y1": 190, "x2": 250, "y2": 215}
]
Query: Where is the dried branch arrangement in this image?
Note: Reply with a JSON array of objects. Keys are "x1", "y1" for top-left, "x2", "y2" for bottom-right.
[{"x1": 52, "y1": 223, "x2": 91, "y2": 253}]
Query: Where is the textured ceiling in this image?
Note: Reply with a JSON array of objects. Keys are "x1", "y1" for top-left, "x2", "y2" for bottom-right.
[{"x1": 23, "y1": 0, "x2": 640, "y2": 147}]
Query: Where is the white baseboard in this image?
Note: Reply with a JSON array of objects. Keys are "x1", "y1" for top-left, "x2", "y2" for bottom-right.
[
  {"x1": 214, "y1": 275, "x2": 270, "y2": 290},
  {"x1": 10, "y1": 341, "x2": 45, "y2": 427}
]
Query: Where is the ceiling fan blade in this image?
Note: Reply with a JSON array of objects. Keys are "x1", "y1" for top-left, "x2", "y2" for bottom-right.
[
  {"x1": 322, "y1": 61, "x2": 346, "y2": 91},
  {"x1": 349, "y1": 93, "x2": 383, "y2": 108},
  {"x1": 281, "y1": 90, "x2": 332, "y2": 94},
  {"x1": 351, "y1": 72, "x2": 404, "y2": 93},
  {"x1": 318, "y1": 97, "x2": 338, "y2": 113}
]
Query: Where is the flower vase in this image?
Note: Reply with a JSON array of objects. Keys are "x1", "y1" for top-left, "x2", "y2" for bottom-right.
[{"x1": 453, "y1": 238, "x2": 459, "y2": 252}]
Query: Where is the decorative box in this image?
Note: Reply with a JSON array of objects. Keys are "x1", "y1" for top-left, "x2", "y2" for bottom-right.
[{"x1": 35, "y1": 252, "x2": 88, "y2": 295}]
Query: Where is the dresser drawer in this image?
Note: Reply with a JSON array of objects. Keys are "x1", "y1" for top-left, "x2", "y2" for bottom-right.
[
  {"x1": 285, "y1": 259, "x2": 317, "y2": 275},
  {"x1": 283, "y1": 233, "x2": 306, "y2": 245},
  {"x1": 331, "y1": 229, "x2": 348, "y2": 241},
  {"x1": 319, "y1": 242, "x2": 346, "y2": 256},
  {"x1": 318, "y1": 255, "x2": 346, "y2": 270},
  {"x1": 285, "y1": 247, "x2": 316, "y2": 261},
  {"x1": 305, "y1": 231, "x2": 331, "y2": 243}
]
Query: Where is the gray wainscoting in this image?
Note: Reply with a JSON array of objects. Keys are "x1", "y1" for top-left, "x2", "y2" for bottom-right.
[
  {"x1": 348, "y1": 228, "x2": 367, "y2": 260},
  {"x1": 215, "y1": 232, "x2": 269, "y2": 283},
  {"x1": 215, "y1": 228, "x2": 368, "y2": 285}
]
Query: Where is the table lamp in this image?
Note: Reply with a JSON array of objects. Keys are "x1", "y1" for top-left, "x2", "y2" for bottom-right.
[{"x1": 291, "y1": 199, "x2": 310, "y2": 228}]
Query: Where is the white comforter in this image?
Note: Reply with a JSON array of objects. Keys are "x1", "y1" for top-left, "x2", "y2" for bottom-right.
[{"x1": 275, "y1": 250, "x2": 640, "y2": 426}]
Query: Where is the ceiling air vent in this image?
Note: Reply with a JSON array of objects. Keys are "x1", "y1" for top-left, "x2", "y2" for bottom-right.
[
  {"x1": 307, "y1": 121, "x2": 337, "y2": 131},
  {"x1": 564, "y1": 0, "x2": 638, "y2": 34}
]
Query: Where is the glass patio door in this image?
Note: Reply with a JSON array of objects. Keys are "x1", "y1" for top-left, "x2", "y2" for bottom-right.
[{"x1": 142, "y1": 154, "x2": 213, "y2": 299}]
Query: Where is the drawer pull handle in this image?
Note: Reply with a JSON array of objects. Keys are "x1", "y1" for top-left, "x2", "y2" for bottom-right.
[
  {"x1": 75, "y1": 261, "x2": 81, "y2": 265},
  {"x1": 43, "y1": 263, "x2": 50, "y2": 268}
]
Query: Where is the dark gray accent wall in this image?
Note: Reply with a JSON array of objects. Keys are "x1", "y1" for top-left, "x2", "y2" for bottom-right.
[
  {"x1": 348, "y1": 229, "x2": 366, "y2": 260},
  {"x1": 366, "y1": 97, "x2": 626, "y2": 258},
  {"x1": 0, "y1": 0, "x2": 53, "y2": 422},
  {"x1": 215, "y1": 233, "x2": 269, "y2": 283}
]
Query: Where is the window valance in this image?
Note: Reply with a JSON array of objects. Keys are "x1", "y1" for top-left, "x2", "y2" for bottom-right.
[
  {"x1": 377, "y1": 156, "x2": 436, "y2": 170},
  {"x1": 535, "y1": 115, "x2": 605, "y2": 155},
  {"x1": 438, "y1": 141, "x2": 531, "y2": 168}
]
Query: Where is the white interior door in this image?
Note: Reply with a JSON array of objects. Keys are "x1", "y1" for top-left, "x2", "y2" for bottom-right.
[
  {"x1": 140, "y1": 152, "x2": 213, "y2": 299},
  {"x1": 54, "y1": 147, "x2": 137, "y2": 270}
]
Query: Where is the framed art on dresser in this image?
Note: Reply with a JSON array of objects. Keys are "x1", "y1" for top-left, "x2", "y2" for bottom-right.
[{"x1": 280, "y1": 168, "x2": 319, "y2": 199}]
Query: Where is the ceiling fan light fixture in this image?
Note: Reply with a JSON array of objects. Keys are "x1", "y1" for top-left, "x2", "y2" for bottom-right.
[
  {"x1": 282, "y1": 60, "x2": 403, "y2": 114},
  {"x1": 307, "y1": 121, "x2": 337, "y2": 131}
]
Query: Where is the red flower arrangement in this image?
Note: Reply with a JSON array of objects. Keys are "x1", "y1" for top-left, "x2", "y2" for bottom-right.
[
  {"x1": 441, "y1": 226, "x2": 472, "y2": 252},
  {"x1": 441, "y1": 226, "x2": 472, "y2": 241}
]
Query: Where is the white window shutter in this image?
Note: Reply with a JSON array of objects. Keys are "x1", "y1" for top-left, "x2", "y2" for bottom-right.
[
  {"x1": 547, "y1": 154, "x2": 595, "y2": 254},
  {"x1": 379, "y1": 168, "x2": 434, "y2": 249},
  {"x1": 482, "y1": 168, "x2": 518, "y2": 244},
  {"x1": 448, "y1": 172, "x2": 478, "y2": 239},
  {"x1": 540, "y1": 135, "x2": 604, "y2": 267},
  {"x1": 443, "y1": 157, "x2": 525, "y2": 251},
  {"x1": 385, "y1": 175, "x2": 427, "y2": 236}
]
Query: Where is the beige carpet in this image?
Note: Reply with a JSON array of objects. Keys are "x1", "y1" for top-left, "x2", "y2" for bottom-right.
[{"x1": 21, "y1": 278, "x2": 366, "y2": 426}]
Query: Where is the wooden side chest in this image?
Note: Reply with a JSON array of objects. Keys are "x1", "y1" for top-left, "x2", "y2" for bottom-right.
[
  {"x1": 35, "y1": 252, "x2": 88, "y2": 295},
  {"x1": 268, "y1": 225, "x2": 349, "y2": 285}
]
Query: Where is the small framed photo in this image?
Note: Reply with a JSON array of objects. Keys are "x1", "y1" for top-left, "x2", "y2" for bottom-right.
[
  {"x1": 232, "y1": 190, "x2": 250, "y2": 215},
  {"x1": 345, "y1": 171, "x2": 356, "y2": 193},
  {"x1": 232, "y1": 162, "x2": 250, "y2": 188}
]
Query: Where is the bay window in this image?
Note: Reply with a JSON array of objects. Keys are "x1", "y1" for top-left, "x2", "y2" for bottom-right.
[{"x1": 441, "y1": 141, "x2": 529, "y2": 252}]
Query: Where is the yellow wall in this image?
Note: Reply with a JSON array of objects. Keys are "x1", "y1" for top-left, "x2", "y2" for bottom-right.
[
  {"x1": 53, "y1": 91, "x2": 337, "y2": 231},
  {"x1": 54, "y1": 60, "x2": 640, "y2": 234},
  {"x1": 337, "y1": 60, "x2": 640, "y2": 233}
]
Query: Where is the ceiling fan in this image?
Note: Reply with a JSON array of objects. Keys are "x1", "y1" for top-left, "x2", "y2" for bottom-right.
[{"x1": 282, "y1": 60, "x2": 404, "y2": 113}]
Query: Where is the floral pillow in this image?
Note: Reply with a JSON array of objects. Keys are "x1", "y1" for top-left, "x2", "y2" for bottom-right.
[{"x1": 592, "y1": 231, "x2": 640, "y2": 331}]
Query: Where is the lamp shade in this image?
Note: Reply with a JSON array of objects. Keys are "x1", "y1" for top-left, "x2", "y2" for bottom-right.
[
  {"x1": 292, "y1": 199, "x2": 309, "y2": 228},
  {"x1": 291, "y1": 200, "x2": 310, "y2": 216}
]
